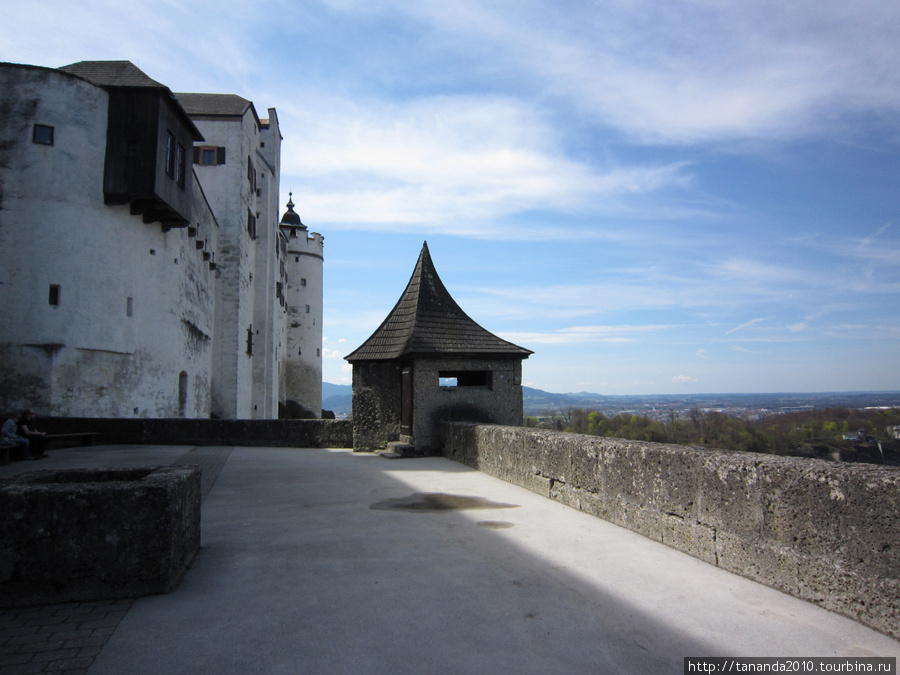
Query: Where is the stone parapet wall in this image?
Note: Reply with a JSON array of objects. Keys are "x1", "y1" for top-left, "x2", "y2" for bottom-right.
[
  {"x1": 442, "y1": 422, "x2": 900, "y2": 640},
  {"x1": 36, "y1": 418, "x2": 353, "y2": 448}
]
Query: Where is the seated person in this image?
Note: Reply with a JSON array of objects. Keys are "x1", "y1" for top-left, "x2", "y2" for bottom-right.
[
  {"x1": 16, "y1": 409, "x2": 47, "y2": 459},
  {"x1": 2, "y1": 415, "x2": 31, "y2": 460}
]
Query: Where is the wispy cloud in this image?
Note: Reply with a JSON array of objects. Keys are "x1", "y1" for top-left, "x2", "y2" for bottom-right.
[
  {"x1": 386, "y1": 0, "x2": 900, "y2": 144},
  {"x1": 277, "y1": 94, "x2": 690, "y2": 232},
  {"x1": 725, "y1": 318, "x2": 768, "y2": 336},
  {"x1": 672, "y1": 375, "x2": 699, "y2": 384},
  {"x1": 501, "y1": 324, "x2": 678, "y2": 346}
]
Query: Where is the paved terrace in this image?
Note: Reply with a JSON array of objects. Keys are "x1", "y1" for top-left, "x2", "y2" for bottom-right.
[{"x1": 1, "y1": 445, "x2": 898, "y2": 674}]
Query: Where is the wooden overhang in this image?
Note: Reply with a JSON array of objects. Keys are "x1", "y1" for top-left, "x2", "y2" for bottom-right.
[{"x1": 60, "y1": 61, "x2": 204, "y2": 228}]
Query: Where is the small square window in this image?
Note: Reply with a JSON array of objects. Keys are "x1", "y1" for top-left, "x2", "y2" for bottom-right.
[
  {"x1": 300, "y1": 278, "x2": 307, "y2": 286},
  {"x1": 33, "y1": 124, "x2": 54, "y2": 146}
]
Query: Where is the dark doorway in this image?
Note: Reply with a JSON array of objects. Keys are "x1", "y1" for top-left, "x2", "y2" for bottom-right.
[{"x1": 401, "y1": 365, "x2": 413, "y2": 436}]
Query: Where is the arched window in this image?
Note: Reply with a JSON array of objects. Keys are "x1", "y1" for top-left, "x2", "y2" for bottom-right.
[{"x1": 178, "y1": 371, "x2": 188, "y2": 417}]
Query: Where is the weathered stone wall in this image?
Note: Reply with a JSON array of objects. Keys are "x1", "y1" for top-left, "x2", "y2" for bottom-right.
[
  {"x1": 351, "y1": 362, "x2": 402, "y2": 451},
  {"x1": 0, "y1": 466, "x2": 200, "y2": 607},
  {"x1": 36, "y1": 417, "x2": 353, "y2": 448},
  {"x1": 442, "y1": 422, "x2": 900, "y2": 640},
  {"x1": 411, "y1": 357, "x2": 523, "y2": 452}
]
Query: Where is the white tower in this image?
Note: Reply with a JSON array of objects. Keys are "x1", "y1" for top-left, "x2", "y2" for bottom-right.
[{"x1": 279, "y1": 194, "x2": 324, "y2": 417}]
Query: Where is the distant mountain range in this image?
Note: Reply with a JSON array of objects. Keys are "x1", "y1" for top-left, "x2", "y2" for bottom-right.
[{"x1": 321, "y1": 383, "x2": 900, "y2": 418}]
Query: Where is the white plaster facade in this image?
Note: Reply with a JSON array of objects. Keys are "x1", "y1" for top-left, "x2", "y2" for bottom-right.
[
  {"x1": 0, "y1": 61, "x2": 323, "y2": 419},
  {"x1": 279, "y1": 200, "x2": 324, "y2": 418}
]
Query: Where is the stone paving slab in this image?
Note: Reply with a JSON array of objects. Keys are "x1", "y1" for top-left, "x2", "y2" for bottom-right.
[
  {"x1": 95, "y1": 447, "x2": 900, "y2": 674},
  {"x1": 2, "y1": 446, "x2": 899, "y2": 674}
]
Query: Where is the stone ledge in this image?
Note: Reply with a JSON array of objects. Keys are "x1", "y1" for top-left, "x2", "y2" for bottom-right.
[{"x1": 0, "y1": 465, "x2": 201, "y2": 607}]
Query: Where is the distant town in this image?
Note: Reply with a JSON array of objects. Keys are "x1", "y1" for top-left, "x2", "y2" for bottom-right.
[
  {"x1": 518, "y1": 388, "x2": 900, "y2": 421},
  {"x1": 322, "y1": 383, "x2": 900, "y2": 421}
]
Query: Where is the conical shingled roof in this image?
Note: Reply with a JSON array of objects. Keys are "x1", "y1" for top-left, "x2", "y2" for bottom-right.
[{"x1": 345, "y1": 242, "x2": 532, "y2": 362}]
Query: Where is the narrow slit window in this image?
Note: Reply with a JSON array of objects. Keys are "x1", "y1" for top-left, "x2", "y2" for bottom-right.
[
  {"x1": 439, "y1": 370, "x2": 492, "y2": 389},
  {"x1": 126, "y1": 297, "x2": 134, "y2": 317},
  {"x1": 48, "y1": 285, "x2": 60, "y2": 306}
]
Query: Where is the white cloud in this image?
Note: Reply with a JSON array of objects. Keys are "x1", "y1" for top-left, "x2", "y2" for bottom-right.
[
  {"x1": 672, "y1": 375, "x2": 699, "y2": 384},
  {"x1": 278, "y1": 94, "x2": 689, "y2": 232},
  {"x1": 382, "y1": 0, "x2": 900, "y2": 144},
  {"x1": 501, "y1": 324, "x2": 678, "y2": 346}
]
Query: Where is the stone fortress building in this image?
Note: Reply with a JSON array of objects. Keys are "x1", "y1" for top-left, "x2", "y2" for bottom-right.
[{"x1": 0, "y1": 61, "x2": 323, "y2": 419}]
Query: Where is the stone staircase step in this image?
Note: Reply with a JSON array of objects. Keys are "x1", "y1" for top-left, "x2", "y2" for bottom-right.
[{"x1": 380, "y1": 441, "x2": 417, "y2": 459}]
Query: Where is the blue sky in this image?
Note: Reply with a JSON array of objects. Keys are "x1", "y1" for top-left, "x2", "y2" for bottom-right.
[{"x1": 4, "y1": 0, "x2": 899, "y2": 394}]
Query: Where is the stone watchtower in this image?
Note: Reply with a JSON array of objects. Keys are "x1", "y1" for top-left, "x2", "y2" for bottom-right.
[
  {"x1": 279, "y1": 194, "x2": 324, "y2": 418},
  {"x1": 345, "y1": 242, "x2": 532, "y2": 454}
]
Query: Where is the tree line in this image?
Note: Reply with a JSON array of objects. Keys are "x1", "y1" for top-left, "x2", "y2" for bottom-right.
[{"x1": 526, "y1": 406, "x2": 900, "y2": 456}]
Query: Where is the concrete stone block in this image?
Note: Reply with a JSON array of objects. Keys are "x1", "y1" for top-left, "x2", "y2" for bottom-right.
[
  {"x1": 569, "y1": 436, "x2": 606, "y2": 492},
  {"x1": 715, "y1": 531, "x2": 802, "y2": 596},
  {"x1": 662, "y1": 515, "x2": 717, "y2": 566},
  {"x1": 0, "y1": 466, "x2": 200, "y2": 607},
  {"x1": 695, "y1": 453, "x2": 767, "y2": 539},
  {"x1": 656, "y1": 445, "x2": 707, "y2": 520}
]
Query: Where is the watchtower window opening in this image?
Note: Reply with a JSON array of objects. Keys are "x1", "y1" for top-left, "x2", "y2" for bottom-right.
[{"x1": 439, "y1": 370, "x2": 492, "y2": 389}]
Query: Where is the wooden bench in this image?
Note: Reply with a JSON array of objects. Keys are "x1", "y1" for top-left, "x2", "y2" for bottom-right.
[
  {"x1": 1, "y1": 440, "x2": 31, "y2": 464},
  {"x1": 1, "y1": 441, "x2": 17, "y2": 465},
  {"x1": 43, "y1": 432, "x2": 101, "y2": 450}
]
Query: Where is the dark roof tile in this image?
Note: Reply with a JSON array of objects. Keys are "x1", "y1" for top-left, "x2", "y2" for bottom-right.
[
  {"x1": 174, "y1": 93, "x2": 253, "y2": 118},
  {"x1": 59, "y1": 61, "x2": 167, "y2": 88},
  {"x1": 345, "y1": 242, "x2": 532, "y2": 362}
]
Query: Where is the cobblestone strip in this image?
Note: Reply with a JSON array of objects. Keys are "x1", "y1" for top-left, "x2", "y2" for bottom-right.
[
  {"x1": 0, "y1": 599, "x2": 134, "y2": 674},
  {"x1": 172, "y1": 445, "x2": 234, "y2": 503}
]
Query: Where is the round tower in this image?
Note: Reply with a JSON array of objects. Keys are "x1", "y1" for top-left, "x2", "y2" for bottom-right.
[{"x1": 279, "y1": 194, "x2": 324, "y2": 418}]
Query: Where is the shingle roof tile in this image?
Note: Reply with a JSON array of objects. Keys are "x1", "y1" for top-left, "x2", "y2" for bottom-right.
[
  {"x1": 59, "y1": 61, "x2": 167, "y2": 88},
  {"x1": 174, "y1": 93, "x2": 253, "y2": 118},
  {"x1": 345, "y1": 243, "x2": 532, "y2": 362}
]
